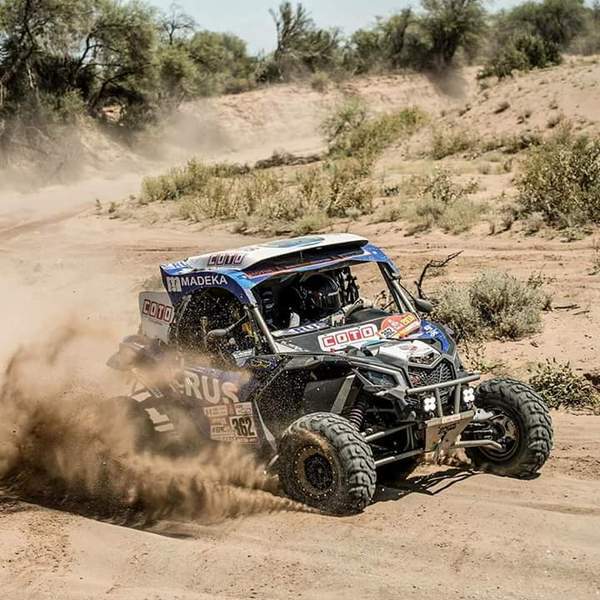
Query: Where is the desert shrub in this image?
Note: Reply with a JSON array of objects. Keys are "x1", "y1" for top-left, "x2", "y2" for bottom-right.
[
  {"x1": 432, "y1": 284, "x2": 483, "y2": 340},
  {"x1": 372, "y1": 201, "x2": 405, "y2": 223},
  {"x1": 310, "y1": 71, "x2": 331, "y2": 92},
  {"x1": 140, "y1": 160, "x2": 250, "y2": 204},
  {"x1": 323, "y1": 99, "x2": 425, "y2": 162},
  {"x1": 516, "y1": 127, "x2": 600, "y2": 227},
  {"x1": 433, "y1": 270, "x2": 550, "y2": 340},
  {"x1": 293, "y1": 211, "x2": 329, "y2": 234},
  {"x1": 529, "y1": 360, "x2": 600, "y2": 412},
  {"x1": 236, "y1": 170, "x2": 285, "y2": 215},
  {"x1": 406, "y1": 170, "x2": 482, "y2": 233},
  {"x1": 137, "y1": 151, "x2": 375, "y2": 231},
  {"x1": 481, "y1": 130, "x2": 542, "y2": 154},
  {"x1": 430, "y1": 127, "x2": 475, "y2": 159},
  {"x1": 324, "y1": 158, "x2": 376, "y2": 217}
]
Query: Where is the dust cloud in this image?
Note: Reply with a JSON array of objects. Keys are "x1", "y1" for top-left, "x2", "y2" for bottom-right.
[{"x1": 0, "y1": 322, "x2": 303, "y2": 525}]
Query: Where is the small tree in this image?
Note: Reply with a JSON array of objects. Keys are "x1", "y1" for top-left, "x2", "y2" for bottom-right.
[
  {"x1": 159, "y1": 3, "x2": 196, "y2": 46},
  {"x1": 268, "y1": 2, "x2": 340, "y2": 79},
  {"x1": 420, "y1": 0, "x2": 486, "y2": 68}
]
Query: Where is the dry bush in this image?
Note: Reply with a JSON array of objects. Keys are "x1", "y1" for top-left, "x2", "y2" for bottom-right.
[
  {"x1": 430, "y1": 127, "x2": 475, "y2": 159},
  {"x1": 138, "y1": 153, "x2": 373, "y2": 233},
  {"x1": 140, "y1": 159, "x2": 248, "y2": 204},
  {"x1": 432, "y1": 271, "x2": 551, "y2": 341},
  {"x1": 405, "y1": 170, "x2": 483, "y2": 234},
  {"x1": 323, "y1": 98, "x2": 425, "y2": 163},
  {"x1": 529, "y1": 360, "x2": 600, "y2": 413},
  {"x1": 325, "y1": 158, "x2": 375, "y2": 217},
  {"x1": 293, "y1": 211, "x2": 329, "y2": 234},
  {"x1": 481, "y1": 130, "x2": 542, "y2": 155},
  {"x1": 516, "y1": 126, "x2": 600, "y2": 228},
  {"x1": 310, "y1": 71, "x2": 331, "y2": 92}
]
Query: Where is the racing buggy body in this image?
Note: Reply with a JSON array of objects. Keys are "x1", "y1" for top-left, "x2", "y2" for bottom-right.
[{"x1": 109, "y1": 234, "x2": 553, "y2": 514}]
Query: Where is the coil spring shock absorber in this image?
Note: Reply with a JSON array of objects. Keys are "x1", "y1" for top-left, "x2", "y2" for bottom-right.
[{"x1": 347, "y1": 396, "x2": 368, "y2": 430}]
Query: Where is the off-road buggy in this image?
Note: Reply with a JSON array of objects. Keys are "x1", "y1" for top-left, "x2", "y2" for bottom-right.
[{"x1": 109, "y1": 234, "x2": 553, "y2": 514}]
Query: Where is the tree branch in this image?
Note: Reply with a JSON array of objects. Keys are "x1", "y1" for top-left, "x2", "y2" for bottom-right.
[{"x1": 414, "y1": 250, "x2": 463, "y2": 299}]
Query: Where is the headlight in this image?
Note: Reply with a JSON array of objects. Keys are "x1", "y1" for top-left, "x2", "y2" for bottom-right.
[
  {"x1": 422, "y1": 395, "x2": 437, "y2": 412},
  {"x1": 462, "y1": 387, "x2": 475, "y2": 407},
  {"x1": 361, "y1": 369, "x2": 397, "y2": 388}
]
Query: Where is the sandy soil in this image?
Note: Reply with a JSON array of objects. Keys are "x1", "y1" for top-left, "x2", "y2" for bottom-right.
[{"x1": 1, "y1": 63, "x2": 599, "y2": 599}]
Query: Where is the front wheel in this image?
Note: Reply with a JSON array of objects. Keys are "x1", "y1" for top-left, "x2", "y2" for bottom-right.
[
  {"x1": 466, "y1": 378, "x2": 553, "y2": 478},
  {"x1": 277, "y1": 413, "x2": 376, "y2": 514}
]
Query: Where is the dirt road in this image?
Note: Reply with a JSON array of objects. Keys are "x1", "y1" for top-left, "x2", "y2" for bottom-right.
[
  {"x1": 1, "y1": 413, "x2": 598, "y2": 600},
  {"x1": 0, "y1": 195, "x2": 598, "y2": 600},
  {"x1": 1, "y1": 66, "x2": 599, "y2": 599}
]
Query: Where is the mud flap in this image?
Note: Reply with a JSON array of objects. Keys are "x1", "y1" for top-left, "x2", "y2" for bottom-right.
[{"x1": 425, "y1": 410, "x2": 475, "y2": 454}]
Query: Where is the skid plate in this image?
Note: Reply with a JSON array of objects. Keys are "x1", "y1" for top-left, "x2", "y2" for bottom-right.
[{"x1": 424, "y1": 410, "x2": 475, "y2": 453}]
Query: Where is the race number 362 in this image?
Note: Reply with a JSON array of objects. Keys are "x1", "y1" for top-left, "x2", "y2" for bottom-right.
[{"x1": 230, "y1": 416, "x2": 256, "y2": 438}]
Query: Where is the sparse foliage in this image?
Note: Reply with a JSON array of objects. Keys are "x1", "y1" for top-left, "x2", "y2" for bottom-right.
[
  {"x1": 432, "y1": 270, "x2": 551, "y2": 340},
  {"x1": 516, "y1": 126, "x2": 600, "y2": 228},
  {"x1": 529, "y1": 360, "x2": 600, "y2": 413},
  {"x1": 323, "y1": 99, "x2": 425, "y2": 163},
  {"x1": 404, "y1": 170, "x2": 482, "y2": 234}
]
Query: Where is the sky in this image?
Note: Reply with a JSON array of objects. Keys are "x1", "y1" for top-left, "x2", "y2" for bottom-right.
[{"x1": 154, "y1": 0, "x2": 524, "y2": 54}]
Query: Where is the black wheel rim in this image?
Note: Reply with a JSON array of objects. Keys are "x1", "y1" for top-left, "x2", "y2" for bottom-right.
[
  {"x1": 293, "y1": 446, "x2": 336, "y2": 499},
  {"x1": 479, "y1": 409, "x2": 520, "y2": 461}
]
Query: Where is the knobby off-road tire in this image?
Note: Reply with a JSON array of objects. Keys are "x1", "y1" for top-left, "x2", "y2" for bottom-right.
[
  {"x1": 278, "y1": 412, "x2": 376, "y2": 514},
  {"x1": 466, "y1": 378, "x2": 553, "y2": 478}
]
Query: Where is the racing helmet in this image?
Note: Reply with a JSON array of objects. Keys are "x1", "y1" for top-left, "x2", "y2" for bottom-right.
[{"x1": 300, "y1": 273, "x2": 342, "y2": 316}]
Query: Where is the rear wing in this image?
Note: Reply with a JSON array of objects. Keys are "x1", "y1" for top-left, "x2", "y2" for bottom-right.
[{"x1": 139, "y1": 291, "x2": 173, "y2": 343}]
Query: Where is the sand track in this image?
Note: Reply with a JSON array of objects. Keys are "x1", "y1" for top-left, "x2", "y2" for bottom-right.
[{"x1": 1, "y1": 64, "x2": 599, "y2": 599}]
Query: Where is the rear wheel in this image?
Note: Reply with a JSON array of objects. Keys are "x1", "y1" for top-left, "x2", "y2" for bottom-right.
[
  {"x1": 466, "y1": 378, "x2": 553, "y2": 478},
  {"x1": 278, "y1": 413, "x2": 376, "y2": 514}
]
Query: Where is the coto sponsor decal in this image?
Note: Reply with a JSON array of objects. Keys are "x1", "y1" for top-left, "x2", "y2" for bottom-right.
[
  {"x1": 165, "y1": 273, "x2": 227, "y2": 292},
  {"x1": 142, "y1": 299, "x2": 173, "y2": 323},
  {"x1": 318, "y1": 323, "x2": 379, "y2": 351},
  {"x1": 208, "y1": 252, "x2": 246, "y2": 267}
]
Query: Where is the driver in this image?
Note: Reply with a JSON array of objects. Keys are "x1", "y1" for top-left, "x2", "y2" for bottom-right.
[{"x1": 299, "y1": 273, "x2": 343, "y2": 322}]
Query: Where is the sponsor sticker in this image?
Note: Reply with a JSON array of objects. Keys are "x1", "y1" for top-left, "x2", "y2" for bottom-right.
[
  {"x1": 234, "y1": 402, "x2": 253, "y2": 416},
  {"x1": 203, "y1": 405, "x2": 229, "y2": 418},
  {"x1": 180, "y1": 370, "x2": 258, "y2": 443},
  {"x1": 318, "y1": 323, "x2": 379, "y2": 351},
  {"x1": 142, "y1": 299, "x2": 174, "y2": 324},
  {"x1": 208, "y1": 252, "x2": 246, "y2": 267},
  {"x1": 273, "y1": 322, "x2": 329, "y2": 337},
  {"x1": 182, "y1": 371, "x2": 240, "y2": 404},
  {"x1": 379, "y1": 313, "x2": 421, "y2": 340},
  {"x1": 165, "y1": 273, "x2": 228, "y2": 292}
]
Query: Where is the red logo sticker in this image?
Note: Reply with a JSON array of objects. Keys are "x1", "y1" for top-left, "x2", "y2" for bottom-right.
[{"x1": 380, "y1": 313, "x2": 421, "y2": 339}]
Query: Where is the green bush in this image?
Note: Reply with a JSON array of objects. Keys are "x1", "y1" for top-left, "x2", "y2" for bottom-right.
[
  {"x1": 323, "y1": 99, "x2": 425, "y2": 163},
  {"x1": 516, "y1": 127, "x2": 600, "y2": 227},
  {"x1": 480, "y1": 33, "x2": 560, "y2": 79},
  {"x1": 430, "y1": 127, "x2": 475, "y2": 159},
  {"x1": 433, "y1": 270, "x2": 550, "y2": 340},
  {"x1": 137, "y1": 152, "x2": 375, "y2": 232},
  {"x1": 405, "y1": 170, "x2": 482, "y2": 234},
  {"x1": 529, "y1": 360, "x2": 600, "y2": 412}
]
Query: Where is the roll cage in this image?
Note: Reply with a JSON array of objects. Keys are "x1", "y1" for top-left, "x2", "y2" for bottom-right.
[{"x1": 161, "y1": 246, "x2": 417, "y2": 356}]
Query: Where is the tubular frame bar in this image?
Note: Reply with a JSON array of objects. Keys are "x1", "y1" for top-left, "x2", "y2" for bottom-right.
[
  {"x1": 374, "y1": 449, "x2": 423, "y2": 468},
  {"x1": 363, "y1": 423, "x2": 413, "y2": 443},
  {"x1": 406, "y1": 374, "x2": 480, "y2": 395},
  {"x1": 452, "y1": 440, "x2": 504, "y2": 451}
]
